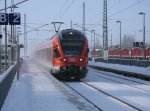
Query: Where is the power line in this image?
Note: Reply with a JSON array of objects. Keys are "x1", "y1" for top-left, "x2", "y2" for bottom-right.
[
  {"x1": 90, "y1": 0, "x2": 144, "y2": 30},
  {"x1": 85, "y1": 0, "x2": 122, "y2": 22},
  {"x1": 19, "y1": 24, "x2": 49, "y2": 36},
  {"x1": 84, "y1": 0, "x2": 123, "y2": 31},
  {"x1": 58, "y1": 0, "x2": 76, "y2": 21},
  {"x1": 52, "y1": 0, "x2": 70, "y2": 21},
  {"x1": 19, "y1": 24, "x2": 49, "y2": 31},
  {"x1": 74, "y1": 23, "x2": 103, "y2": 37},
  {"x1": 21, "y1": 22, "x2": 50, "y2": 25},
  {"x1": 86, "y1": 24, "x2": 101, "y2": 30},
  {"x1": 134, "y1": 0, "x2": 150, "y2": 8},
  {"x1": 108, "y1": 0, "x2": 122, "y2": 9},
  {"x1": 0, "y1": 0, "x2": 28, "y2": 11},
  {"x1": 109, "y1": 0, "x2": 144, "y2": 17}
]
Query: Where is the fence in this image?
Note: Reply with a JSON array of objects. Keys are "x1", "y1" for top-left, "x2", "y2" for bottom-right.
[
  {"x1": 0, "y1": 62, "x2": 17, "y2": 110},
  {"x1": 93, "y1": 58, "x2": 150, "y2": 67}
]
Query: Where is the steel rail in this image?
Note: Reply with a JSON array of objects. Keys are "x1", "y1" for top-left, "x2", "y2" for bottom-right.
[
  {"x1": 93, "y1": 69, "x2": 150, "y2": 91},
  {"x1": 81, "y1": 81, "x2": 142, "y2": 111},
  {"x1": 63, "y1": 82, "x2": 103, "y2": 111}
]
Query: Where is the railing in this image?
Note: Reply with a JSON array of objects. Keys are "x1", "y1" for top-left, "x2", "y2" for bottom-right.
[
  {"x1": 90, "y1": 58, "x2": 150, "y2": 67},
  {"x1": 0, "y1": 62, "x2": 17, "y2": 110}
]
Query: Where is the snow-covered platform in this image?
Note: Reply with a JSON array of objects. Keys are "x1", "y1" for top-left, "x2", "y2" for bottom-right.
[
  {"x1": 89, "y1": 61, "x2": 150, "y2": 80},
  {"x1": 1, "y1": 59, "x2": 92, "y2": 111}
]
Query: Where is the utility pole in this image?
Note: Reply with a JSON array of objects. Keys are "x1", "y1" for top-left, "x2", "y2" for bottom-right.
[
  {"x1": 91, "y1": 31, "x2": 93, "y2": 50},
  {"x1": 82, "y1": 2, "x2": 85, "y2": 35},
  {"x1": 5, "y1": 0, "x2": 8, "y2": 69},
  {"x1": 0, "y1": 0, "x2": 28, "y2": 12},
  {"x1": 70, "y1": 20, "x2": 73, "y2": 29},
  {"x1": 103, "y1": 0, "x2": 108, "y2": 60},
  {"x1": 91, "y1": 30, "x2": 95, "y2": 59},
  {"x1": 10, "y1": 0, "x2": 15, "y2": 62},
  {"x1": 0, "y1": 26, "x2": 2, "y2": 74},
  {"x1": 138, "y1": 12, "x2": 146, "y2": 59},
  {"x1": 110, "y1": 34, "x2": 112, "y2": 48},
  {"x1": 24, "y1": 14, "x2": 27, "y2": 58},
  {"x1": 17, "y1": 27, "x2": 20, "y2": 80},
  {"x1": 116, "y1": 20, "x2": 122, "y2": 57}
]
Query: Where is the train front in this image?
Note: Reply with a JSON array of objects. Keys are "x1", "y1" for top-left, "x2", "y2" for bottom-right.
[{"x1": 56, "y1": 29, "x2": 88, "y2": 80}]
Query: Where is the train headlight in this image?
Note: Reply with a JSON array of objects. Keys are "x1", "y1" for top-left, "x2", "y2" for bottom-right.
[
  {"x1": 79, "y1": 58, "x2": 83, "y2": 62},
  {"x1": 61, "y1": 58, "x2": 67, "y2": 62}
]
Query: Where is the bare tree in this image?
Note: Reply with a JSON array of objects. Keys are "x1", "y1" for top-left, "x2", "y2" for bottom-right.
[
  {"x1": 122, "y1": 34, "x2": 135, "y2": 50},
  {"x1": 95, "y1": 37, "x2": 102, "y2": 49}
]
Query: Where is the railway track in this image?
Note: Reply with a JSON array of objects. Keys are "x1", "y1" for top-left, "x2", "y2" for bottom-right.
[
  {"x1": 89, "y1": 65, "x2": 150, "y2": 81},
  {"x1": 63, "y1": 82, "x2": 103, "y2": 111},
  {"x1": 92, "y1": 69, "x2": 150, "y2": 92},
  {"x1": 64, "y1": 81, "x2": 142, "y2": 111},
  {"x1": 81, "y1": 81, "x2": 143, "y2": 111}
]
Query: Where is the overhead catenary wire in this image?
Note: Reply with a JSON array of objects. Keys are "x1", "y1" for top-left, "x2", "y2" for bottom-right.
[
  {"x1": 49, "y1": 0, "x2": 76, "y2": 32},
  {"x1": 85, "y1": 0, "x2": 122, "y2": 22},
  {"x1": 18, "y1": 22, "x2": 55, "y2": 34},
  {"x1": 108, "y1": 0, "x2": 122, "y2": 9},
  {"x1": 134, "y1": 0, "x2": 150, "y2": 8},
  {"x1": 83, "y1": 0, "x2": 123, "y2": 31},
  {"x1": 58, "y1": 0, "x2": 76, "y2": 21},
  {"x1": 89, "y1": 0, "x2": 145, "y2": 32},
  {"x1": 74, "y1": 23, "x2": 103, "y2": 37},
  {"x1": 19, "y1": 24, "x2": 49, "y2": 36},
  {"x1": 20, "y1": 24, "x2": 53, "y2": 32},
  {"x1": 109, "y1": 0, "x2": 144, "y2": 17},
  {"x1": 0, "y1": 0, "x2": 28, "y2": 11},
  {"x1": 52, "y1": 0, "x2": 70, "y2": 22}
]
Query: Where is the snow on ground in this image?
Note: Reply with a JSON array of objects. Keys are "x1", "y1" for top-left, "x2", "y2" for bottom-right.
[
  {"x1": 146, "y1": 66, "x2": 150, "y2": 73},
  {"x1": 1, "y1": 59, "x2": 150, "y2": 111},
  {"x1": 1, "y1": 60, "x2": 95, "y2": 111},
  {"x1": 84, "y1": 69, "x2": 150, "y2": 111},
  {"x1": 89, "y1": 61, "x2": 150, "y2": 76}
]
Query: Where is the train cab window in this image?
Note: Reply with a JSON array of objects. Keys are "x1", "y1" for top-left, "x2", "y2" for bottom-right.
[{"x1": 53, "y1": 47, "x2": 60, "y2": 58}]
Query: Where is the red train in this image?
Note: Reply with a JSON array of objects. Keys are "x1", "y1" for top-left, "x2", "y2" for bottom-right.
[
  {"x1": 35, "y1": 29, "x2": 89, "y2": 80},
  {"x1": 91, "y1": 47, "x2": 150, "y2": 59}
]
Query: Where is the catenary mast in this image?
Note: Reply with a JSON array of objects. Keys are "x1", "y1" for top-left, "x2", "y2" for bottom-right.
[{"x1": 103, "y1": 0, "x2": 108, "y2": 60}]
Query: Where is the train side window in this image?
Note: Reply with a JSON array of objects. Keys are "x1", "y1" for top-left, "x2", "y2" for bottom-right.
[
  {"x1": 54, "y1": 47, "x2": 60, "y2": 58},
  {"x1": 85, "y1": 48, "x2": 89, "y2": 57},
  {"x1": 87, "y1": 48, "x2": 89, "y2": 53}
]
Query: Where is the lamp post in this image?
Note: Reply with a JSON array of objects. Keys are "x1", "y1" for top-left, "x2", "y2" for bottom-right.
[
  {"x1": 138, "y1": 12, "x2": 146, "y2": 59},
  {"x1": 16, "y1": 27, "x2": 21, "y2": 80},
  {"x1": 0, "y1": 33, "x2": 2, "y2": 74},
  {"x1": 91, "y1": 30, "x2": 95, "y2": 59},
  {"x1": 4, "y1": 0, "x2": 8, "y2": 70},
  {"x1": 91, "y1": 30, "x2": 93, "y2": 50},
  {"x1": 116, "y1": 20, "x2": 122, "y2": 57},
  {"x1": 10, "y1": 2, "x2": 18, "y2": 62}
]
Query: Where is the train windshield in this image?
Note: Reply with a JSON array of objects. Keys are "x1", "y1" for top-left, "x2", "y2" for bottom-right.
[{"x1": 61, "y1": 40, "x2": 84, "y2": 56}]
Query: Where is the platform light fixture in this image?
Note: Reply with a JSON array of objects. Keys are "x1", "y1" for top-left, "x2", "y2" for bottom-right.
[
  {"x1": 138, "y1": 12, "x2": 146, "y2": 59},
  {"x1": 116, "y1": 20, "x2": 122, "y2": 57}
]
